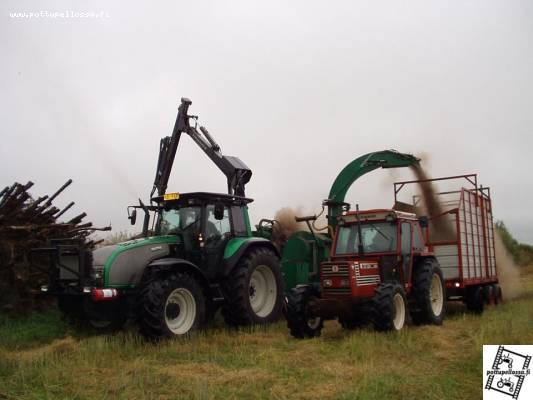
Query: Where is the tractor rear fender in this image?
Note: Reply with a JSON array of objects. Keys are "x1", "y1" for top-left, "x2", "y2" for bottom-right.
[
  {"x1": 143, "y1": 257, "x2": 209, "y2": 290},
  {"x1": 222, "y1": 237, "x2": 280, "y2": 277}
]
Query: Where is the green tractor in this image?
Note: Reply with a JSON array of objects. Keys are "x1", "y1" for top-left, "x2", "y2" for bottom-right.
[{"x1": 39, "y1": 98, "x2": 283, "y2": 339}]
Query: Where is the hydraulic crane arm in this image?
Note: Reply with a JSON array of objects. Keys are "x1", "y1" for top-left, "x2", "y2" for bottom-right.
[
  {"x1": 325, "y1": 150, "x2": 420, "y2": 229},
  {"x1": 151, "y1": 98, "x2": 252, "y2": 199}
]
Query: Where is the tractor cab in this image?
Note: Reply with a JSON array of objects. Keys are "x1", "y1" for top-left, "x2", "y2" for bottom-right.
[
  {"x1": 152, "y1": 192, "x2": 253, "y2": 279},
  {"x1": 321, "y1": 209, "x2": 429, "y2": 299}
]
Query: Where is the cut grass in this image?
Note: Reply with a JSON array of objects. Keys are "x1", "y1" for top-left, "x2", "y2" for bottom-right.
[{"x1": 1, "y1": 269, "x2": 532, "y2": 400}]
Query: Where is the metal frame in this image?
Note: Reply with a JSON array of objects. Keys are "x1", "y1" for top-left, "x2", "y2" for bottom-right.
[{"x1": 394, "y1": 174, "x2": 497, "y2": 288}]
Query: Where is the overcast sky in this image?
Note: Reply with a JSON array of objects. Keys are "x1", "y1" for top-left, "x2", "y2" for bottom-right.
[{"x1": 2, "y1": 0, "x2": 532, "y2": 243}]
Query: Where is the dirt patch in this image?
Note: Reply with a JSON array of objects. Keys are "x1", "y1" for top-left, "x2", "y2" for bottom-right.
[{"x1": 9, "y1": 337, "x2": 77, "y2": 362}]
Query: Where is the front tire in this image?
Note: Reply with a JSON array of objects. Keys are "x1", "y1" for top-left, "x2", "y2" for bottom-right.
[
  {"x1": 411, "y1": 258, "x2": 446, "y2": 325},
  {"x1": 371, "y1": 282, "x2": 407, "y2": 331},
  {"x1": 138, "y1": 271, "x2": 205, "y2": 340},
  {"x1": 286, "y1": 285, "x2": 323, "y2": 339},
  {"x1": 222, "y1": 247, "x2": 283, "y2": 326}
]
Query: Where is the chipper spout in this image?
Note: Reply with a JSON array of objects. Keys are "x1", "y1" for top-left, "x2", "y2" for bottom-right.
[{"x1": 325, "y1": 150, "x2": 420, "y2": 230}]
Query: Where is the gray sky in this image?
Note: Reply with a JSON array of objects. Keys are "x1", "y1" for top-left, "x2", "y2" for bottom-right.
[{"x1": 2, "y1": 0, "x2": 532, "y2": 243}]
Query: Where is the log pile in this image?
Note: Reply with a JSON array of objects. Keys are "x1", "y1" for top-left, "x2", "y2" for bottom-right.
[{"x1": 0, "y1": 180, "x2": 109, "y2": 314}]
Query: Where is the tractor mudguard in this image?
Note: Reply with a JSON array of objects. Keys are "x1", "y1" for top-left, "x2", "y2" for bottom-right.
[
  {"x1": 222, "y1": 237, "x2": 279, "y2": 277},
  {"x1": 146, "y1": 257, "x2": 207, "y2": 281}
]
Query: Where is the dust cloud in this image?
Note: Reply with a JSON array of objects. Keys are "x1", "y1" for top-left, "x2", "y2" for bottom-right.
[
  {"x1": 494, "y1": 230, "x2": 521, "y2": 299},
  {"x1": 271, "y1": 207, "x2": 307, "y2": 250},
  {"x1": 410, "y1": 164, "x2": 456, "y2": 241}
]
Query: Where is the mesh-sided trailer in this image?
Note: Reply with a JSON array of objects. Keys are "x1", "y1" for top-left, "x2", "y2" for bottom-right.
[{"x1": 394, "y1": 174, "x2": 501, "y2": 310}]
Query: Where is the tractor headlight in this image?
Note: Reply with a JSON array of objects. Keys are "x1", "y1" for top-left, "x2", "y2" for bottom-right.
[{"x1": 323, "y1": 279, "x2": 332, "y2": 287}]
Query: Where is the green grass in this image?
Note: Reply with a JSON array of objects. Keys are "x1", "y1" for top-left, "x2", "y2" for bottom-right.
[{"x1": 1, "y1": 270, "x2": 532, "y2": 400}]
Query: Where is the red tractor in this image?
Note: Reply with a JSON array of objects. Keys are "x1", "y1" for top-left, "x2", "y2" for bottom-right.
[
  {"x1": 286, "y1": 208, "x2": 444, "y2": 336},
  {"x1": 286, "y1": 174, "x2": 500, "y2": 338}
]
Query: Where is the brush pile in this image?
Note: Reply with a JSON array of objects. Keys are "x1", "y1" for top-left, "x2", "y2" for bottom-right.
[{"x1": 0, "y1": 180, "x2": 108, "y2": 314}]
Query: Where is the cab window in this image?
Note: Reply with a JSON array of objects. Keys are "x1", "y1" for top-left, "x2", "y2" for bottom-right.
[{"x1": 205, "y1": 204, "x2": 231, "y2": 239}]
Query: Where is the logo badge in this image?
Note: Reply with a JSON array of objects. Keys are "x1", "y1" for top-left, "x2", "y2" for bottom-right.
[
  {"x1": 331, "y1": 265, "x2": 339, "y2": 273},
  {"x1": 484, "y1": 345, "x2": 532, "y2": 399}
]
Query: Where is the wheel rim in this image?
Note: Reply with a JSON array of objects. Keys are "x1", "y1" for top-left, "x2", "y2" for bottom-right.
[
  {"x1": 392, "y1": 293, "x2": 406, "y2": 330},
  {"x1": 249, "y1": 265, "x2": 277, "y2": 318},
  {"x1": 164, "y1": 288, "x2": 196, "y2": 335},
  {"x1": 307, "y1": 317, "x2": 321, "y2": 330},
  {"x1": 430, "y1": 273, "x2": 444, "y2": 316}
]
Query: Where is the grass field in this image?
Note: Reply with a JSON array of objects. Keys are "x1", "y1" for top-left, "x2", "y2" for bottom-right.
[{"x1": 1, "y1": 268, "x2": 532, "y2": 400}]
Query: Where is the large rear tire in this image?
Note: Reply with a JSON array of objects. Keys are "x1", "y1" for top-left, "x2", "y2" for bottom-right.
[
  {"x1": 411, "y1": 258, "x2": 446, "y2": 325},
  {"x1": 286, "y1": 285, "x2": 323, "y2": 339},
  {"x1": 371, "y1": 282, "x2": 407, "y2": 331},
  {"x1": 222, "y1": 247, "x2": 283, "y2": 326},
  {"x1": 138, "y1": 271, "x2": 205, "y2": 340}
]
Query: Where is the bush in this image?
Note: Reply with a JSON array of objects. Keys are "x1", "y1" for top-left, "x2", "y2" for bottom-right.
[{"x1": 495, "y1": 221, "x2": 533, "y2": 266}]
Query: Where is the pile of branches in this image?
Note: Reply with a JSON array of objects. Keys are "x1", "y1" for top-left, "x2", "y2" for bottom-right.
[{"x1": 0, "y1": 180, "x2": 108, "y2": 314}]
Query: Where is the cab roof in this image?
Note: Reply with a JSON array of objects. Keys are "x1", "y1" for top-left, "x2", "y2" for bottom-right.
[
  {"x1": 151, "y1": 192, "x2": 253, "y2": 206},
  {"x1": 341, "y1": 208, "x2": 418, "y2": 222}
]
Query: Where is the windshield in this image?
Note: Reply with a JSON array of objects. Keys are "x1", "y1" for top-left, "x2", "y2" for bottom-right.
[
  {"x1": 159, "y1": 206, "x2": 201, "y2": 235},
  {"x1": 335, "y1": 222, "x2": 397, "y2": 255}
]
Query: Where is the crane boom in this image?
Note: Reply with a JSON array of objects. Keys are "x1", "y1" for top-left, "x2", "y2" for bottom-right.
[{"x1": 151, "y1": 98, "x2": 252, "y2": 199}]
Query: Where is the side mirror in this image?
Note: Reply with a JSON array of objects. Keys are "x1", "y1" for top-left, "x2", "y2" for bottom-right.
[
  {"x1": 129, "y1": 209, "x2": 137, "y2": 225},
  {"x1": 418, "y1": 216, "x2": 429, "y2": 228},
  {"x1": 214, "y1": 203, "x2": 224, "y2": 220}
]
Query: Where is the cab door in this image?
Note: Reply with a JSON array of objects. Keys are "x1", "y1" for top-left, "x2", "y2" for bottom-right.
[{"x1": 202, "y1": 204, "x2": 232, "y2": 278}]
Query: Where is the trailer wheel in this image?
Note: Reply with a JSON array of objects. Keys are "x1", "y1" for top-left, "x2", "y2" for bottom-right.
[
  {"x1": 138, "y1": 270, "x2": 206, "y2": 340},
  {"x1": 492, "y1": 284, "x2": 503, "y2": 305},
  {"x1": 483, "y1": 285, "x2": 495, "y2": 305},
  {"x1": 465, "y1": 285, "x2": 484, "y2": 314},
  {"x1": 411, "y1": 258, "x2": 446, "y2": 325},
  {"x1": 371, "y1": 282, "x2": 407, "y2": 331},
  {"x1": 286, "y1": 285, "x2": 323, "y2": 339},
  {"x1": 222, "y1": 247, "x2": 283, "y2": 326}
]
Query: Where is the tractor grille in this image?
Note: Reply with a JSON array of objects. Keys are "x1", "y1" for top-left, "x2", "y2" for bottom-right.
[
  {"x1": 321, "y1": 263, "x2": 349, "y2": 277},
  {"x1": 321, "y1": 262, "x2": 351, "y2": 296}
]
